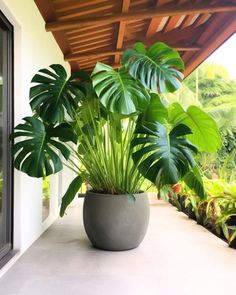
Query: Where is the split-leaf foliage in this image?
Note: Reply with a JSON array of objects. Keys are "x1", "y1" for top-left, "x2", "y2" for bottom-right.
[{"x1": 11, "y1": 42, "x2": 220, "y2": 216}]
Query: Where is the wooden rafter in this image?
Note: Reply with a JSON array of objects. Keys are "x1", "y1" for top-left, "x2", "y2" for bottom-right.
[
  {"x1": 34, "y1": 0, "x2": 77, "y2": 69},
  {"x1": 125, "y1": 25, "x2": 205, "y2": 48},
  {"x1": 146, "y1": 0, "x2": 170, "y2": 38},
  {"x1": 184, "y1": 14, "x2": 236, "y2": 76},
  {"x1": 163, "y1": 0, "x2": 189, "y2": 33},
  {"x1": 65, "y1": 45, "x2": 201, "y2": 62},
  {"x1": 46, "y1": 3, "x2": 236, "y2": 32},
  {"x1": 114, "y1": 0, "x2": 130, "y2": 64}
]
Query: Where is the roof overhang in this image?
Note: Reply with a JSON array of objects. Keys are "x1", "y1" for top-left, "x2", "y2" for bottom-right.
[{"x1": 34, "y1": 0, "x2": 236, "y2": 76}]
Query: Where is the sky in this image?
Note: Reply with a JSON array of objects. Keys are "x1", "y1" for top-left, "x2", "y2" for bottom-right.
[{"x1": 206, "y1": 33, "x2": 236, "y2": 79}]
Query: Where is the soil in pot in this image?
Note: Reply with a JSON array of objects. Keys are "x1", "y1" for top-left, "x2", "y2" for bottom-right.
[{"x1": 83, "y1": 191, "x2": 150, "y2": 251}]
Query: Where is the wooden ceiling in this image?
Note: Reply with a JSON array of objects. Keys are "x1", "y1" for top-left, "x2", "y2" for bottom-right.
[{"x1": 35, "y1": 0, "x2": 236, "y2": 76}]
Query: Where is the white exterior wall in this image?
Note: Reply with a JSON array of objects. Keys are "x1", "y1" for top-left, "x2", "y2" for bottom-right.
[{"x1": 0, "y1": 0, "x2": 72, "y2": 252}]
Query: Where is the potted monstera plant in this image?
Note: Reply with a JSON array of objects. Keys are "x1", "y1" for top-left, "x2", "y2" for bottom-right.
[{"x1": 10, "y1": 42, "x2": 221, "y2": 251}]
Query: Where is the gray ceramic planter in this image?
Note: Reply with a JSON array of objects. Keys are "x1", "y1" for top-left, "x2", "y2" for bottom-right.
[{"x1": 83, "y1": 191, "x2": 150, "y2": 251}]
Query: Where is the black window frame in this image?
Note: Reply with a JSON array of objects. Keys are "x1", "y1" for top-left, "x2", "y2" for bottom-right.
[{"x1": 0, "y1": 10, "x2": 14, "y2": 263}]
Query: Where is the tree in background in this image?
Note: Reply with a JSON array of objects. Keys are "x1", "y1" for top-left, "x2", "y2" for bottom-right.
[{"x1": 184, "y1": 63, "x2": 236, "y2": 181}]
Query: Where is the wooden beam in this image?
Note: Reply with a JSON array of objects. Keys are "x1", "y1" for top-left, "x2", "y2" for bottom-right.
[
  {"x1": 56, "y1": 0, "x2": 107, "y2": 14},
  {"x1": 114, "y1": 0, "x2": 130, "y2": 64},
  {"x1": 184, "y1": 14, "x2": 236, "y2": 76},
  {"x1": 72, "y1": 44, "x2": 113, "y2": 54},
  {"x1": 69, "y1": 32, "x2": 113, "y2": 45},
  {"x1": 66, "y1": 50, "x2": 123, "y2": 61},
  {"x1": 65, "y1": 45, "x2": 200, "y2": 62},
  {"x1": 34, "y1": 0, "x2": 77, "y2": 70},
  {"x1": 46, "y1": 3, "x2": 236, "y2": 32},
  {"x1": 178, "y1": 0, "x2": 199, "y2": 29},
  {"x1": 146, "y1": 0, "x2": 171, "y2": 38},
  {"x1": 68, "y1": 27, "x2": 113, "y2": 41},
  {"x1": 163, "y1": 0, "x2": 189, "y2": 33},
  {"x1": 71, "y1": 36, "x2": 112, "y2": 48},
  {"x1": 57, "y1": 2, "x2": 115, "y2": 21},
  {"x1": 125, "y1": 25, "x2": 204, "y2": 47},
  {"x1": 193, "y1": 13, "x2": 212, "y2": 28}
]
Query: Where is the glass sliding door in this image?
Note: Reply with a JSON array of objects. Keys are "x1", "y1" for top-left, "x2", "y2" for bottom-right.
[{"x1": 0, "y1": 12, "x2": 13, "y2": 262}]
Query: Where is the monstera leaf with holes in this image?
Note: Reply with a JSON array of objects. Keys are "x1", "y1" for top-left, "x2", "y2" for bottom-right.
[
  {"x1": 91, "y1": 62, "x2": 150, "y2": 115},
  {"x1": 10, "y1": 39, "x2": 213, "y2": 218},
  {"x1": 10, "y1": 117, "x2": 77, "y2": 177},
  {"x1": 132, "y1": 122, "x2": 200, "y2": 189},
  {"x1": 30, "y1": 64, "x2": 88, "y2": 124},
  {"x1": 168, "y1": 103, "x2": 221, "y2": 152},
  {"x1": 122, "y1": 42, "x2": 184, "y2": 93}
]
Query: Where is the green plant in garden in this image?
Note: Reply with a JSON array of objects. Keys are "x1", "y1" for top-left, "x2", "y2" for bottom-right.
[
  {"x1": 185, "y1": 178, "x2": 236, "y2": 237},
  {"x1": 221, "y1": 224, "x2": 236, "y2": 247},
  {"x1": 10, "y1": 42, "x2": 221, "y2": 216},
  {"x1": 183, "y1": 62, "x2": 236, "y2": 180}
]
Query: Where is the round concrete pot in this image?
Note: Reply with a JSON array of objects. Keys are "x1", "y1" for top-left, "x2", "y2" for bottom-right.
[{"x1": 83, "y1": 191, "x2": 150, "y2": 251}]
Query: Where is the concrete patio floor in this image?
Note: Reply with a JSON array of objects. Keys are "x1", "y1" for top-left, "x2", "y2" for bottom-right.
[{"x1": 0, "y1": 198, "x2": 236, "y2": 295}]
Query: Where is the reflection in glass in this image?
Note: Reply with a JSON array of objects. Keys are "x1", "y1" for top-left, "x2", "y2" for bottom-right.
[{"x1": 42, "y1": 177, "x2": 50, "y2": 221}]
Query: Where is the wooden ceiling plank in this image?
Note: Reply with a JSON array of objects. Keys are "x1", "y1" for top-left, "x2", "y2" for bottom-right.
[
  {"x1": 34, "y1": 0, "x2": 77, "y2": 69},
  {"x1": 72, "y1": 44, "x2": 115, "y2": 54},
  {"x1": 163, "y1": 15, "x2": 183, "y2": 33},
  {"x1": 193, "y1": 13, "x2": 212, "y2": 28},
  {"x1": 114, "y1": 0, "x2": 131, "y2": 64},
  {"x1": 162, "y1": 0, "x2": 188, "y2": 33},
  {"x1": 69, "y1": 32, "x2": 113, "y2": 45},
  {"x1": 55, "y1": 0, "x2": 108, "y2": 13},
  {"x1": 57, "y1": 3, "x2": 116, "y2": 20},
  {"x1": 125, "y1": 25, "x2": 204, "y2": 47},
  {"x1": 80, "y1": 58, "x2": 111, "y2": 66},
  {"x1": 65, "y1": 24, "x2": 116, "y2": 36},
  {"x1": 180, "y1": 13, "x2": 200, "y2": 28},
  {"x1": 146, "y1": 0, "x2": 171, "y2": 37},
  {"x1": 71, "y1": 38, "x2": 113, "y2": 51},
  {"x1": 67, "y1": 26, "x2": 113, "y2": 37},
  {"x1": 65, "y1": 45, "x2": 200, "y2": 62},
  {"x1": 46, "y1": 2, "x2": 236, "y2": 32},
  {"x1": 66, "y1": 50, "x2": 123, "y2": 62},
  {"x1": 176, "y1": 0, "x2": 199, "y2": 29},
  {"x1": 66, "y1": 24, "x2": 113, "y2": 35},
  {"x1": 78, "y1": 59, "x2": 109, "y2": 66}
]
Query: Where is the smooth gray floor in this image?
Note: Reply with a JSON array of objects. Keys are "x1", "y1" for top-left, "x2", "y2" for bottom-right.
[{"x1": 0, "y1": 199, "x2": 236, "y2": 295}]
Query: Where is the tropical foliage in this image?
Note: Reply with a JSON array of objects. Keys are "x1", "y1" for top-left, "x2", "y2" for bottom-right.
[
  {"x1": 166, "y1": 60, "x2": 236, "y2": 247},
  {"x1": 10, "y1": 42, "x2": 220, "y2": 216}
]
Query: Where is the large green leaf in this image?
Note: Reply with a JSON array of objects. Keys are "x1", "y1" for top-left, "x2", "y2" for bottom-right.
[
  {"x1": 30, "y1": 65, "x2": 87, "y2": 124},
  {"x1": 60, "y1": 175, "x2": 83, "y2": 217},
  {"x1": 122, "y1": 42, "x2": 184, "y2": 93},
  {"x1": 132, "y1": 122, "x2": 198, "y2": 188},
  {"x1": 91, "y1": 62, "x2": 150, "y2": 115},
  {"x1": 183, "y1": 166, "x2": 205, "y2": 198},
  {"x1": 141, "y1": 93, "x2": 168, "y2": 124},
  {"x1": 10, "y1": 117, "x2": 77, "y2": 178},
  {"x1": 168, "y1": 103, "x2": 221, "y2": 152}
]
